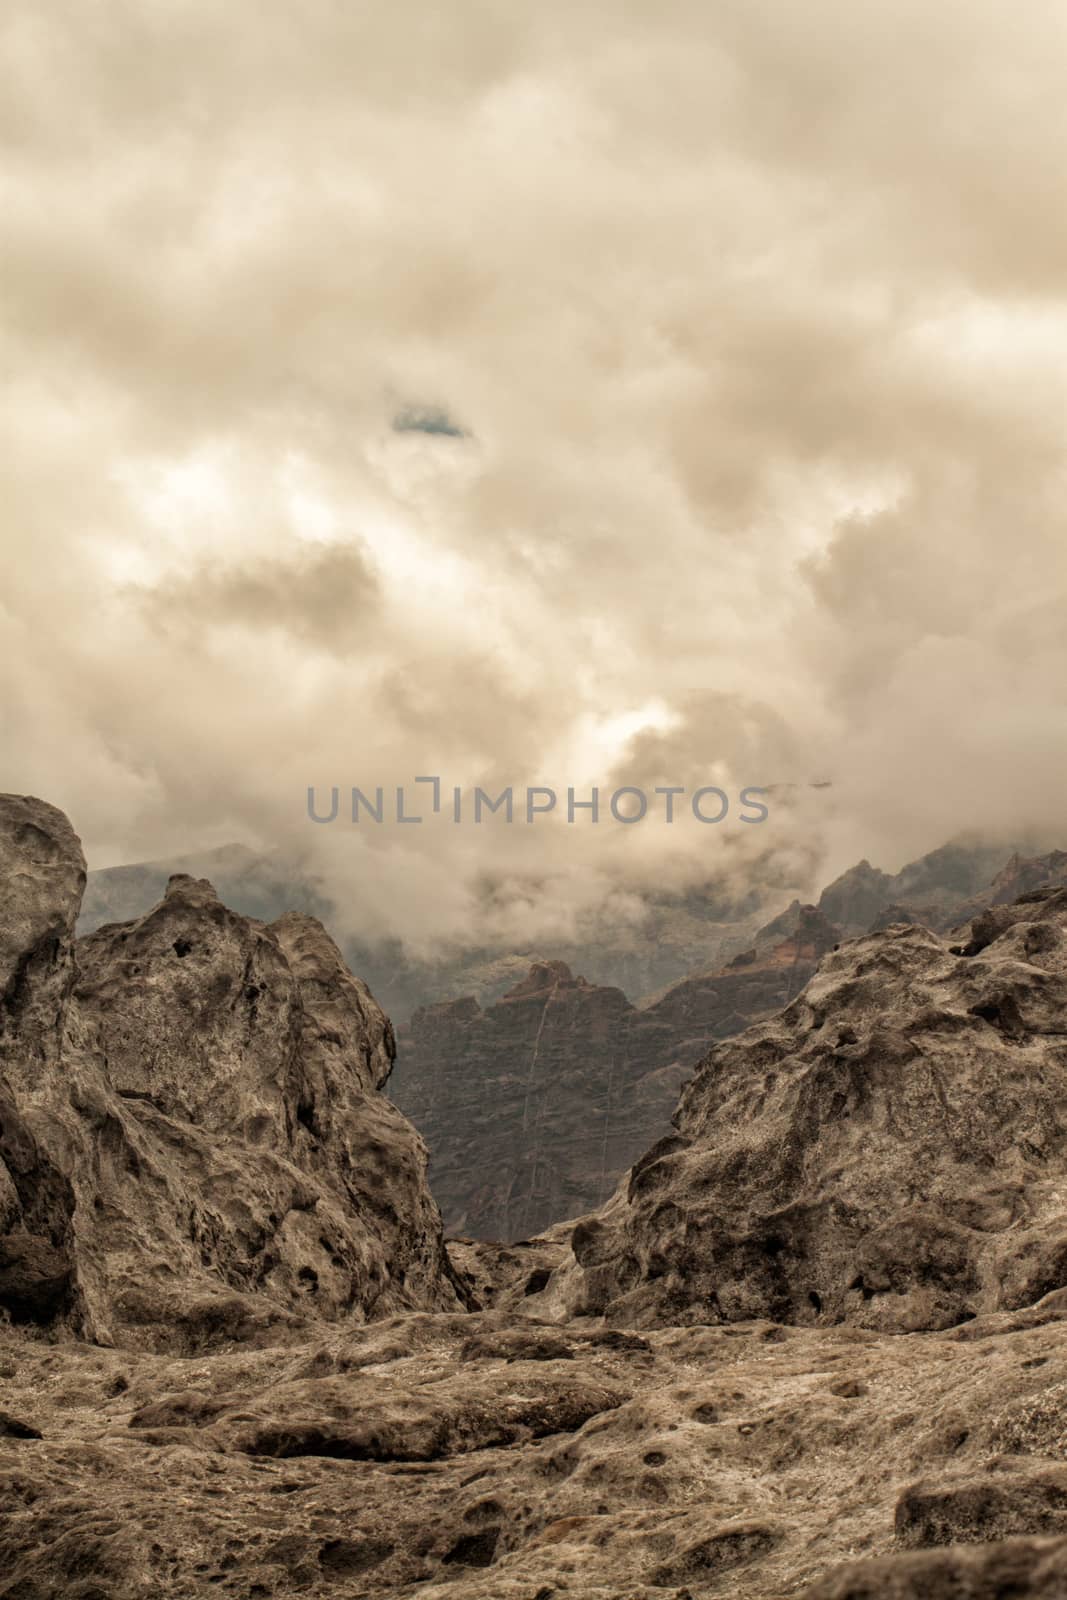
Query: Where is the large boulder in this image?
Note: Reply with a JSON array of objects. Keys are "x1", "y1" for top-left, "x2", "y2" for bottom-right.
[
  {"x1": 0, "y1": 795, "x2": 463, "y2": 1346},
  {"x1": 554, "y1": 885, "x2": 1067, "y2": 1332}
]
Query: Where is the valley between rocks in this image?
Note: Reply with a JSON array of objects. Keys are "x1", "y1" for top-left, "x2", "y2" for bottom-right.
[{"x1": 6, "y1": 793, "x2": 1067, "y2": 1598}]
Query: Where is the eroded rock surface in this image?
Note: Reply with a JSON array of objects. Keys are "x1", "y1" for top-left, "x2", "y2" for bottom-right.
[
  {"x1": 81, "y1": 837, "x2": 1060, "y2": 1248},
  {"x1": 0, "y1": 796, "x2": 461, "y2": 1346},
  {"x1": 552, "y1": 887, "x2": 1067, "y2": 1335},
  {"x1": 80, "y1": 848, "x2": 775, "y2": 1023},
  {"x1": 6, "y1": 1303, "x2": 1067, "y2": 1597},
  {"x1": 0, "y1": 798, "x2": 84, "y2": 1326},
  {"x1": 9, "y1": 798, "x2": 1067, "y2": 1597}
]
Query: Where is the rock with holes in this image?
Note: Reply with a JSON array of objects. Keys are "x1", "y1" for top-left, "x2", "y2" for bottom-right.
[
  {"x1": 547, "y1": 886, "x2": 1067, "y2": 1332},
  {"x1": 217, "y1": 1362, "x2": 627, "y2": 1461},
  {"x1": 9, "y1": 1225, "x2": 1067, "y2": 1595},
  {"x1": 0, "y1": 794, "x2": 463, "y2": 1344}
]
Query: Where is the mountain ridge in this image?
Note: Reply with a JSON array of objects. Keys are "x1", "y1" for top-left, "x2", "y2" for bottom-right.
[{"x1": 7, "y1": 795, "x2": 1067, "y2": 1596}]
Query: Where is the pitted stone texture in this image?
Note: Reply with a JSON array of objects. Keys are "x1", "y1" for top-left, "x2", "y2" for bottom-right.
[
  {"x1": 6, "y1": 1303, "x2": 1067, "y2": 1597},
  {"x1": 0, "y1": 796, "x2": 462, "y2": 1345},
  {"x1": 555, "y1": 888, "x2": 1067, "y2": 1333}
]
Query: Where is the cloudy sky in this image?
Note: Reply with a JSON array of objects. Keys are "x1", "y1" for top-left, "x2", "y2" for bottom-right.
[{"x1": 3, "y1": 1, "x2": 1067, "y2": 951}]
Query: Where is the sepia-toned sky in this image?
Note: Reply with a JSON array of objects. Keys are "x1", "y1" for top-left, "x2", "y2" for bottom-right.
[{"x1": 3, "y1": 2, "x2": 1067, "y2": 951}]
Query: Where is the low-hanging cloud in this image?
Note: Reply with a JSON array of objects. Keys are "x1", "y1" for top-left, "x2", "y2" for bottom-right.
[{"x1": 2, "y1": 0, "x2": 1066, "y2": 954}]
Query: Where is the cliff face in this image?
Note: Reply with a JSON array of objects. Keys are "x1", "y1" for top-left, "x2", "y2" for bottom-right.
[
  {"x1": 946, "y1": 849, "x2": 1067, "y2": 929},
  {"x1": 552, "y1": 884, "x2": 1067, "y2": 1334},
  {"x1": 391, "y1": 854, "x2": 1067, "y2": 1245},
  {"x1": 75, "y1": 835, "x2": 1059, "y2": 1254},
  {"x1": 391, "y1": 909, "x2": 840, "y2": 1240},
  {"x1": 0, "y1": 795, "x2": 461, "y2": 1347},
  {"x1": 11, "y1": 801, "x2": 1067, "y2": 1598}
]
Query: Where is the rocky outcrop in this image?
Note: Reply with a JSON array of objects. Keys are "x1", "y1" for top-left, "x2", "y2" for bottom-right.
[
  {"x1": 943, "y1": 849, "x2": 1067, "y2": 933},
  {"x1": 11, "y1": 799, "x2": 1067, "y2": 1597},
  {"x1": 0, "y1": 1073, "x2": 78, "y2": 1323},
  {"x1": 0, "y1": 795, "x2": 462, "y2": 1345},
  {"x1": 394, "y1": 853, "x2": 1067, "y2": 1245},
  {"x1": 552, "y1": 884, "x2": 1067, "y2": 1333},
  {"x1": 817, "y1": 857, "x2": 895, "y2": 931},
  {"x1": 78, "y1": 838, "x2": 1064, "y2": 1251},
  {"x1": 392, "y1": 909, "x2": 840, "y2": 1240},
  {"x1": 0, "y1": 797, "x2": 83, "y2": 1324}
]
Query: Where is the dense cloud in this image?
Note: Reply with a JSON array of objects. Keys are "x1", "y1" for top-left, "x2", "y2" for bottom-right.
[{"x1": 2, "y1": 1, "x2": 1066, "y2": 951}]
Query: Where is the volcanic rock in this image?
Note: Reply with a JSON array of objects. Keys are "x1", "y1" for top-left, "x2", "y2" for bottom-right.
[
  {"x1": 817, "y1": 858, "x2": 895, "y2": 931},
  {"x1": 0, "y1": 795, "x2": 462, "y2": 1345},
  {"x1": 10, "y1": 800, "x2": 1067, "y2": 1596},
  {"x1": 944, "y1": 850, "x2": 1067, "y2": 934},
  {"x1": 78, "y1": 837, "x2": 1060, "y2": 1253},
  {"x1": 552, "y1": 885, "x2": 1067, "y2": 1333},
  {"x1": 6, "y1": 1300, "x2": 1067, "y2": 1596},
  {"x1": 80, "y1": 850, "x2": 771, "y2": 1021},
  {"x1": 818, "y1": 840, "x2": 1037, "y2": 936}
]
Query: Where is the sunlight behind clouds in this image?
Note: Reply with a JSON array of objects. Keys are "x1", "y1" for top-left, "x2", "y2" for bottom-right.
[{"x1": 2, "y1": 0, "x2": 1066, "y2": 944}]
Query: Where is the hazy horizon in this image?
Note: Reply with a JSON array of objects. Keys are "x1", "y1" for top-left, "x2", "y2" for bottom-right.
[{"x1": 4, "y1": 2, "x2": 1067, "y2": 954}]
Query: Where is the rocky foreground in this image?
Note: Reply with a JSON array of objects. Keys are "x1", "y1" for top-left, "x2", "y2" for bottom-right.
[
  {"x1": 5, "y1": 796, "x2": 1067, "y2": 1597},
  {"x1": 6, "y1": 1294, "x2": 1067, "y2": 1599},
  {"x1": 0, "y1": 795, "x2": 463, "y2": 1349}
]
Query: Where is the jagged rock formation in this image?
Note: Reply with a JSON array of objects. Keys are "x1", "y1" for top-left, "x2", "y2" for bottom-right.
[
  {"x1": 0, "y1": 1075, "x2": 77, "y2": 1325},
  {"x1": 392, "y1": 908, "x2": 840, "y2": 1239},
  {"x1": 817, "y1": 841, "x2": 1067, "y2": 938},
  {"x1": 78, "y1": 836, "x2": 1065, "y2": 1250},
  {"x1": 0, "y1": 795, "x2": 461, "y2": 1346},
  {"x1": 393, "y1": 853, "x2": 1067, "y2": 1245},
  {"x1": 82, "y1": 838, "x2": 1049, "y2": 1025},
  {"x1": 945, "y1": 849, "x2": 1067, "y2": 931},
  {"x1": 551, "y1": 884, "x2": 1067, "y2": 1333},
  {"x1": 9, "y1": 800, "x2": 1067, "y2": 1596}
]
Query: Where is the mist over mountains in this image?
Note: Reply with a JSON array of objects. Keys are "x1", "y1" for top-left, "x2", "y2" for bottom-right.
[
  {"x1": 77, "y1": 832, "x2": 1067, "y2": 1243},
  {"x1": 6, "y1": 2, "x2": 1067, "y2": 1590},
  {"x1": 9, "y1": 794, "x2": 1067, "y2": 1598},
  {"x1": 79, "y1": 832, "x2": 1056, "y2": 1022}
]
